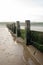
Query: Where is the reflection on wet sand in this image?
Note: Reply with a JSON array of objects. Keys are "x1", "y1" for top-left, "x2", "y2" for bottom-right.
[
  {"x1": 16, "y1": 38, "x2": 40, "y2": 65},
  {"x1": 0, "y1": 25, "x2": 40, "y2": 65}
]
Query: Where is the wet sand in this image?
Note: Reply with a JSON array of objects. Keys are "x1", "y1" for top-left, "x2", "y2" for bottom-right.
[{"x1": 0, "y1": 25, "x2": 40, "y2": 65}]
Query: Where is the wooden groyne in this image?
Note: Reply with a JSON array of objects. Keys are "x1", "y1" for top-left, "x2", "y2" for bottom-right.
[{"x1": 7, "y1": 20, "x2": 43, "y2": 52}]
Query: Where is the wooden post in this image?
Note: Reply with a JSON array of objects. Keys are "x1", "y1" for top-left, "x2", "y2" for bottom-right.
[
  {"x1": 13, "y1": 23, "x2": 16, "y2": 33},
  {"x1": 25, "y1": 20, "x2": 31, "y2": 45},
  {"x1": 16, "y1": 21, "x2": 21, "y2": 37},
  {"x1": 11, "y1": 24, "x2": 13, "y2": 31}
]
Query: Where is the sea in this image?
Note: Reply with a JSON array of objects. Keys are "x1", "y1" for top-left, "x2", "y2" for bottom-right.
[
  {"x1": 20, "y1": 25, "x2": 43, "y2": 32},
  {"x1": 0, "y1": 23, "x2": 43, "y2": 32}
]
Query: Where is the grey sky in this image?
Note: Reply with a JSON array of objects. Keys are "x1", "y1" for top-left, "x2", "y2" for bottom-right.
[{"x1": 0, "y1": 0, "x2": 43, "y2": 22}]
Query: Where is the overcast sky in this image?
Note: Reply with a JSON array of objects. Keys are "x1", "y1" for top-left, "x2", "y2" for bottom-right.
[{"x1": 0, "y1": 0, "x2": 43, "y2": 22}]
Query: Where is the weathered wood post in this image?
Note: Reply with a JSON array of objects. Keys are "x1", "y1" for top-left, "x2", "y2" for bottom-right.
[
  {"x1": 13, "y1": 23, "x2": 16, "y2": 33},
  {"x1": 11, "y1": 24, "x2": 13, "y2": 32},
  {"x1": 11, "y1": 23, "x2": 16, "y2": 33},
  {"x1": 16, "y1": 21, "x2": 21, "y2": 37},
  {"x1": 25, "y1": 20, "x2": 31, "y2": 45}
]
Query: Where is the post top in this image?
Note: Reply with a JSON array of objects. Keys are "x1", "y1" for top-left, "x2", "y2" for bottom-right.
[{"x1": 25, "y1": 20, "x2": 30, "y2": 22}]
